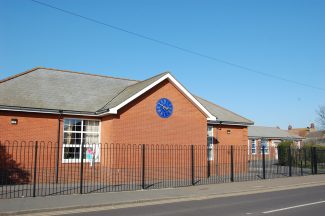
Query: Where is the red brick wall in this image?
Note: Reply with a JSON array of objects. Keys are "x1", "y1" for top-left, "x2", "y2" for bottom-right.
[
  {"x1": 248, "y1": 138, "x2": 278, "y2": 160},
  {"x1": 0, "y1": 111, "x2": 58, "y2": 143},
  {"x1": 208, "y1": 125, "x2": 249, "y2": 175},
  {"x1": 210, "y1": 125, "x2": 248, "y2": 146}
]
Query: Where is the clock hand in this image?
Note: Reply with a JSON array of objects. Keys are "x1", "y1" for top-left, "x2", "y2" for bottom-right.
[{"x1": 159, "y1": 103, "x2": 169, "y2": 110}]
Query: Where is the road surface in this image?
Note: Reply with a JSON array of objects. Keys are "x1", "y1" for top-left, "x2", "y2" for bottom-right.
[{"x1": 66, "y1": 185, "x2": 325, "y2": 216}]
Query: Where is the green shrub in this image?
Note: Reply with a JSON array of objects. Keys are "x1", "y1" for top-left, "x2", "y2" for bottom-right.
[
  {"x1": 302, "y1": 144, "x2": 325, "y2": 163},
  {"x1": 277, "y1": 141, "x2": 294, "y2": 166}
]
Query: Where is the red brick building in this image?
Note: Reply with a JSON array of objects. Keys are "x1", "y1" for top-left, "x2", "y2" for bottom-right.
[
  {"x1": 248, "y1": 126, "x2": 302, "y2": 160},
  {"x1": 0, "y1": 67, "x2": 253, "y2": 183}
]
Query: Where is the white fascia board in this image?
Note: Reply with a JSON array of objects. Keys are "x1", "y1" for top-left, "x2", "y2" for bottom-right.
[
  {"x1": 101, "y1": 73, "x2": 216, "y2": 120},
  {"x1": 0, "y1": 107, "x2": 99, "y2": 117},
  {"x1": 107, "y1": 74, "x2": 170, "y2": 114},
  {"x1": 0, "y1": 107, "x2": 59, "y2": 115},
  {"x1": 166, "y1": 75, "x2": 216, "y2": 121},
  {"x1": 208, "y1": 121, "x2": 253, "y2": 126}
]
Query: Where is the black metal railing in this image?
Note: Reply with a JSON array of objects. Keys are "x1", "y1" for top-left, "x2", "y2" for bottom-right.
[{"x1": 0, "y1": 141, "x2": 324, "y2": 199}]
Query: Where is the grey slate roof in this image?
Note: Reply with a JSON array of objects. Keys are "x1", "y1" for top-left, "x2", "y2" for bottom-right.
[
  {"x1": 195, "y1": 96, "x2": 253, "y2": 125},
  {"x1": 248, "y1": 126, "x2": 302, "y2": 140},
  {"x1": 0, "y1": 67, "x2": 253, "y2": 125},
  {"x1": 0, "y1": 68, "x2": 138, "y2": 112},
  {"x1": 97, "y1": 72, "x2": 169, "y2": 112}
]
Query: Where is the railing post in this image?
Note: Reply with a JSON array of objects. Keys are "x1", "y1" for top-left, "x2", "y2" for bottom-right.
[
  {"x1": 300, "y1": 149, "x2": 303, "y2": 176},
  {"x1": 230, "y1": 145, "x2": 234, "y2": 182},
  {"x1": 191, "y1": 145, "x2": 195, "y2": 185},
  {"x1": 207, "y1": 151, "x2": 211, "y2": 178},
  {"x1": 288, "y1": 146, "x2": 292, "y2": 177},
  {"x1": 33, "y1": 141, "x2": 38, "y2": 197},
  {"x1": 276, "y1": 147, "x2": 279, "y2": 174},
  {"x1": 216, "y1": 145, "x2": 219, "y2": 177},
  {"x1": 262, "y1": 146, "x2": 266, "y2": 179},
  {"x1": 304, "y1": 148, "x2": 307, "y2": 167},
  {"x1": 311, "y1": 147, "x2": 314, "y2": 174},
  {"x1": 313, "y1": 147, "x2": 318, "y2": 174},
  {"x1": 142, "y1": 144, "x2": 145, "y2": 189},
  {"x1": 80, "y1": 142, "x2": 85, "y2": 194}
]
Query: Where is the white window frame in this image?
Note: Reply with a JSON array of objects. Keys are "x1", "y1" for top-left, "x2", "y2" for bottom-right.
[
  {"x1": 62, "y1": 118, "x2": 101, "y2": 163},
  {"x1": 260, "y1": 139, "x2": 269, "y2": 155},
  {"x1": 251, "y1": 139, "x2": 256, "y2": 155},
  {"x1": 207, "y1": 126, "x2": 214, "y2": 161}
]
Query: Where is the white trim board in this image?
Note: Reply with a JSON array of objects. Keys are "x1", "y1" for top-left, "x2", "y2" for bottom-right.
[{"x1": 99, "y1": 73, "x2": 217, "y2": 121}]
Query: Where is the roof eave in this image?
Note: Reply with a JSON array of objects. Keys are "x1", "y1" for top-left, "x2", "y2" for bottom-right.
[
  {"x1": 0, "y1": 105, "x2": 99, "y2": 117},
  {"x1": 248, "y1": 135, "x2": 304, "y2": 140},
  {"x1": 208, "y1": 120, "x2": 254, "y2": 126}
]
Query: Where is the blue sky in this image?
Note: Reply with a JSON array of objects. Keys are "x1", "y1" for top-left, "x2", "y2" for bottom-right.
[{"x1": 1, "y1": 0, "x2": 324, "y2": 129}]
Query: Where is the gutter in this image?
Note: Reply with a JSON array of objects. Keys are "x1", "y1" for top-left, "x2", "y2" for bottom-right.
[
  {"x1": 0, "y1": 105, "x2": 99, "y2": 117},
  {"x1": 208, "y1": 120, "x2": 254, "y2": 126},
  {"x1": 248, "y1": 136, "x2": 304, "y2": 141}
]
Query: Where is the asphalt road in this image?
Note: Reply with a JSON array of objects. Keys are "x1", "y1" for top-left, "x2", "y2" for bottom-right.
[{"x1": 67, "y1": 185, "x2": 325, "y2": 216}]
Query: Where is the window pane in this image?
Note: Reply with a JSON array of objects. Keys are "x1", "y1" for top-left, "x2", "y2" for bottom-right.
[
  {"x1": 64, "y1": 119, "x2": 82, "y2": 131},
  {"x1": 63, "y1": 147, "x2": 80, "y2": 159},
  {"x1": 64, "y1": 132, "x2": 82, "y2": 145},
  {"x1": 83, "y1": 133, "x2": 99, "y2": 144},
  {"x1": 64, "y1": 119, "x2": 74, "y2": 131},
  {"x1": 83, "y1": 120, "x2": 99, "y2": 132},
  {"x1": 73, "y1": 120, "x2": 82, "y2": 131},
  {"x1": 207, "y1": 137, "x2": 213, "y2": 145}
]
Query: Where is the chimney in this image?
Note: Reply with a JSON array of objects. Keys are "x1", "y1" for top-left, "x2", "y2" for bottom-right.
[
  {"x1": 310, "y1": 123, "x2": 315, "y2": 129},
  {"x1": 288, "y1": 125, "x2": 292, "y2": 130}
]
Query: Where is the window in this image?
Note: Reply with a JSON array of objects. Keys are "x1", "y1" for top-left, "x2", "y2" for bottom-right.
[
  {"x1": 251, "y1": 139, "x2": 256, "y2": 154},
  {"x1": 207, "y1": 126, "x2": 214, "y2": 161},
  {"x1": 260, "y1": 139, "x2": 269, "y2": 154},
  {"x1": 63, "y1": 119, "x2": 100, "y2": 163}
]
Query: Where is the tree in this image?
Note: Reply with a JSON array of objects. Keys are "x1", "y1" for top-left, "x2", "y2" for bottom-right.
[{"x1": 316, "y1": 105, "x2": 325, "y2": 129}]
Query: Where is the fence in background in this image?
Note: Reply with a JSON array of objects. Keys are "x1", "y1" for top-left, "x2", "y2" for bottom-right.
[{"x1": 1, "y1": 141, "x2": 324, "y2": 199}]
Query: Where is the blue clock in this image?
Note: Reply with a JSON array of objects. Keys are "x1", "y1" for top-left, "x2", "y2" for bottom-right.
[{"x1": 156, "y1": 98, "x2": 173, "y2": 118}]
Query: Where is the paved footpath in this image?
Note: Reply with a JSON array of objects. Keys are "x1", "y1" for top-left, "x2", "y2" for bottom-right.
[{"x1": 1, "y1": 175, "x2": 325, "y2": 216}]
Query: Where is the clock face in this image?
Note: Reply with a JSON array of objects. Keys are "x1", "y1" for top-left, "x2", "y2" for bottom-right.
[{"x1": 156, "y1": 98, "x2": 173, "y2": 118}]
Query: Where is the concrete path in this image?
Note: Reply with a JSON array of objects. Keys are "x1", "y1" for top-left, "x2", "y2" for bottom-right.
[{"x1": 1, "y1": 175, "x2": 325, "y2": 215}]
